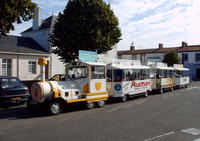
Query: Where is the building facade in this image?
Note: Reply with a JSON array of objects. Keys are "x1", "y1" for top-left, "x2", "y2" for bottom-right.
[
  {"x1": 21, "y1": 7, "x2": 66, "y2": 77},
  {"x1": 118, "y1": 42, "x2": 200, "y2": 80},
  {"x1": 0, "y1": 35, "x2": 49, "y2": 80}
]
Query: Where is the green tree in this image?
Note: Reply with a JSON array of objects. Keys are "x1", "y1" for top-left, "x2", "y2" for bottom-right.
[
  {"x1": 163, "y1": 51, "x2": 180, "y2": 66},
  {"x1": 50, "y1": 0, "x2": 121, "y2": 63},
  {"x1": 0, "y1": 0, "x2": 36, "y2": 35}
]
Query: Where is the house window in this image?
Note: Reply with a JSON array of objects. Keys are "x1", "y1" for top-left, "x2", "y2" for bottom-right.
[
  {"x1": 195, "y1": 53, "x2": 200, "y2": 62},
  {"x1": 2, "y1": 59, "x2": 12, "y2": 76},
  {"x1": 182, "y1": 54, "x2": 188, "y2": 63},
  {"x1": 28, "y1": 61, "x2": 37, "y2": 74}
]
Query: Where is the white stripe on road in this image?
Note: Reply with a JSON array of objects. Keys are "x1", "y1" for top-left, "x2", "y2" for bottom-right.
[
  {"x1": 143, "y1": 132, "x2": 175, "y2": 141},
  {"x1": 181, "y1": 128, "x2": 200, "y2": 135},
  {"x1": 122, "y1": 100, "x2": 146, "y2": 109},
  {"x1": 193, "y1": 139, "x2": 200, "y2": 141},
  {"x1": 187, "y1": 87, "x2": 199, "y2": 90},
  {"x1": 107, "y1": 104, "x2": 124, "y2": 113},
  {"x1": 58, "y1": 117, "x2": 71, "y2": 122}
]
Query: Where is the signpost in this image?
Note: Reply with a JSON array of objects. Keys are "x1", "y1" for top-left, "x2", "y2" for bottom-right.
[{"x1": 79, "y1": 50, "x2": 97, "y2": 62}]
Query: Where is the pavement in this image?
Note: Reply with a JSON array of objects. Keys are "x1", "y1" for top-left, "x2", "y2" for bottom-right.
[{"x1": 0, "y1": 82, "x2": 200, "y2": 141}]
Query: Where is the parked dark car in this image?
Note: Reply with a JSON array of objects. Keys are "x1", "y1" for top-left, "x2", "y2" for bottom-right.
[{"x1": 0, "y1": 76, "x2": 30, "y2": 103}]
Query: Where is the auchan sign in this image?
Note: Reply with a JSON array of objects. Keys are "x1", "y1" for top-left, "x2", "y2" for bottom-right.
[{"x1": 131, "y1": 81, "x2": 151, "y2": 88}]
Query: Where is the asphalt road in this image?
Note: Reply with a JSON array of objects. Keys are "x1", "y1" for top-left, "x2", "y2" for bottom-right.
[{"x1": 0, "y1": 82, "x2": 200, "y2": 141}]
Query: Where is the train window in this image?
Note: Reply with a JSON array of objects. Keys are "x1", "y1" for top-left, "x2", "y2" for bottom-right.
[
  {"x1": 156, "y1": 70, "x2": 162, "y2": 78},
  {"x1": 183, "y1": 70, "x2": 189, "y2": 77},
  {"x1": 150, "y1": 69, "x2": 156, "y2": 78},
  {"x1": 91, "y1": 66, "x2": 105, "y2": 79},
  {"x1": 169, "y1": 70, "x2": 173, "y2": 77},
  {"x1": 124, "y1": 70, "x2": 134, "y2": 81},
  {"x1": 107, "y1": 70, "x2": 112, "y2": 82},
  {"x1": 114, "y1": 70, "x2": 125, "y2": 82},
  {"x1": 174, "y1": 70, "x2": 180, "y2": 78},
  {"x1": 68, "y1": 66, "x2": 88, "y2": 79},
  {"x1": 142, "y1": 69, "x2": 150, "y2": 79}
]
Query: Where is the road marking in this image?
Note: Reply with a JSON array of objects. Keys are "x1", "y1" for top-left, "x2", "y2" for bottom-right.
[
  {"x1": 193, "y1": 138, "x2": 200, "y2": 141},
  {"x1": 187, "y1": 87, "x2": 199, "y2": 90},
  {"x1": 181, "y1": 128, "x2": 200, "y2": 135},
  {"x1": 143, "y1": 132, "x2": 175, "y2": 141},
  {"x1": 122, "y1": 100, "x2": 146, "y2": 109},
  {"x1": 58, "y1": 117, "x2": 71, "y2": 122},
  {"x1": 71, "y1": 115, "x2": 84, "y2": 120},
  {"x1": 107, "y1": 104, "x2": 124, "y2": 113}
]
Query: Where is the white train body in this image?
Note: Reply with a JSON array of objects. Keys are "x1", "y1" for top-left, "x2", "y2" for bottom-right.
[
  {"x1": 106, "y1": 59, "x2": 151, "y2": 100},
  {"x1": 148, "y1": 62, "x2": 175, "y2": 93},
  {"x1": 173, "y1": 64, "x2": 190, "y2": 87},
  {"x1": 28, "y1": 57, "x2": 190, "y2": 115},
  {"x1": 28, "y1": 61, "x2": 108, "y2": 115}
]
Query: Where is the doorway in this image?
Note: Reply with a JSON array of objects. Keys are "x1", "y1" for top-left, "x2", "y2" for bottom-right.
[{"x1": 196, "y1": 68, "x2": 200, "y2": 79}]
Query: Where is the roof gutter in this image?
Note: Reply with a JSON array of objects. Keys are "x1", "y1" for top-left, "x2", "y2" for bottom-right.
[{"x1": 0, "y1": 51, "x2": 49, "y2": 56}]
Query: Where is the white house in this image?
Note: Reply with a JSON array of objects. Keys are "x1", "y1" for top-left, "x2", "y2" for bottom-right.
[
  {"x1": 0, "y1": 35, "x2": 49, "y2": 80},
  {"x1": 21, "y1": 7, "x2": 66, "y2": 77}
]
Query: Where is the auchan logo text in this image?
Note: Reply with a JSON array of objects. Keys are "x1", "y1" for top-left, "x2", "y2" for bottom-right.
[{"x1": 131, "y1": 81, "x2": 150, "y2": 88}]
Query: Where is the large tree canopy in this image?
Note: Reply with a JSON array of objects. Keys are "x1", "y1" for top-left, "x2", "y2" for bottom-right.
[
  {"x1": 163, "y1": 51, "x2": 180, "y2": 66},
  {"x1": 0, "y1": 0, "x2": 36, "y2": 35},
  {"x1": 51, "y1": 0, "x2": 121, "y2": 63}
]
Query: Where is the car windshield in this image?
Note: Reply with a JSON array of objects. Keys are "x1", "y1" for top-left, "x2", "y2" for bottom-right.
[
  {"x1": 0, "y1": 78, "x2": 24, "y2": 89},
  {"x1": 67, "y1": 66, "x2": 88, "y2": 79}
]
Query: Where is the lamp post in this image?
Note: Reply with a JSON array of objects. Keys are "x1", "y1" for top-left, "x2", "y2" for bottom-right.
[{"x1": 38, "y1": 58, "x2": 48, "y2": 82}]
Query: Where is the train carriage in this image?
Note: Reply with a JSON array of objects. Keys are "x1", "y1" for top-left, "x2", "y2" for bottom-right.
[
  {"x1": 148, "y1": 62, "x2": 175, "y2": 94},
  {"x1": 106, "y1": 59, "x2": 151, "y2": 102},
  {"x1": 173, "y1": 64, "x2": 190, "y2": 88}
]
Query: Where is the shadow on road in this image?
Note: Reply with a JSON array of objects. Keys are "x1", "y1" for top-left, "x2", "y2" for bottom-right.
[
  {"x1": 0, "y1": 103, "x2": 92, "y2": 120},
  {"x1": 0, "y1": 104, "x2": 49, "y2": 120}
]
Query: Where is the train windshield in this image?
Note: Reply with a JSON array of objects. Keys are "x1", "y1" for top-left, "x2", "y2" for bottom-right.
[{"x1": 67, "y1": 66, "x2": 88, "y2": 79}]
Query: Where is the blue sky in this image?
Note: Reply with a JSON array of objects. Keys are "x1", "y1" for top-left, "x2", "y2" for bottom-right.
[{"x1": 9, "y1": 0, "x2": 200, "y2": 50}]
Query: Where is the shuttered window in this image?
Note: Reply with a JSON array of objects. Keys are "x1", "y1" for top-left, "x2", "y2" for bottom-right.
[
  {"x1": 2, "y1": 59, "x2": 12, "y2": 76},
  {"x1": 28, "y1": 61, "x2": 37, "y2": 74}
]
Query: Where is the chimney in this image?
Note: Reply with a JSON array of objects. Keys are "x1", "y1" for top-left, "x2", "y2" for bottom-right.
[
  {"x1": 182, "y1": 41, "x2": 188, "y2": 48},
  {"x1": 33, "y1": 7, "x2": 41, "y2": 30},
  {"x1": 158, "y1": 43, "x2": 163, "y2": 49},
  {"x1": 130, "y1": 42, "x2": 135, "y2": 50}
]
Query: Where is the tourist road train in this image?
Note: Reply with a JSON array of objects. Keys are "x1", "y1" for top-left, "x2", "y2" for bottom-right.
[{"x1": 27, "y1": 58, "x2": 190, "y2": 115}]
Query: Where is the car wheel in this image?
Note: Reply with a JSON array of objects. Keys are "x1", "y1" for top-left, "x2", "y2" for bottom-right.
[
  {"x1": 48, "y1": 101, "x2": 62, "y2": 115},
  {"x1": 97, "y1": 101, "x2": 105, "y2": 107},
  {"x1": 86, "y1": 102, "x2": 94, "y2": 109}
]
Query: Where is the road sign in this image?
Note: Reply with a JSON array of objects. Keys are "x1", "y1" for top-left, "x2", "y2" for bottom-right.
[{"x1": 79, "y1": 50, "x2": 97, "y2": 62}]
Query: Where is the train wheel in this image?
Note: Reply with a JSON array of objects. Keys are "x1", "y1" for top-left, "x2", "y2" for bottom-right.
[
  {"x1": 97, "y1": 101, "x2": 105, "y2": 107},
  {"x1": 144, "y1": 91, "x2": 148, "y2": 97},
  {"x1": 48, "y1": 101, "x2": 62, "y2": 115},
  {"x1": 121, "y1": 95, "x2": 128, "y2": 102},
  {"x1": 87, "y1": 102, "x2": 94, "y2": 109},
  {"x1": 160, "y1": 88, "x2": 163, "y2": 94}
]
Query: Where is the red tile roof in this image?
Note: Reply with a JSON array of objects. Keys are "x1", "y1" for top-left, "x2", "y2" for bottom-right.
[
  {"x1": 118, "y1": 45, "x2": 200, "y2": 56},
  {"x1": 178, "y1": 45, "x2": 200, "y2": 52}
]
